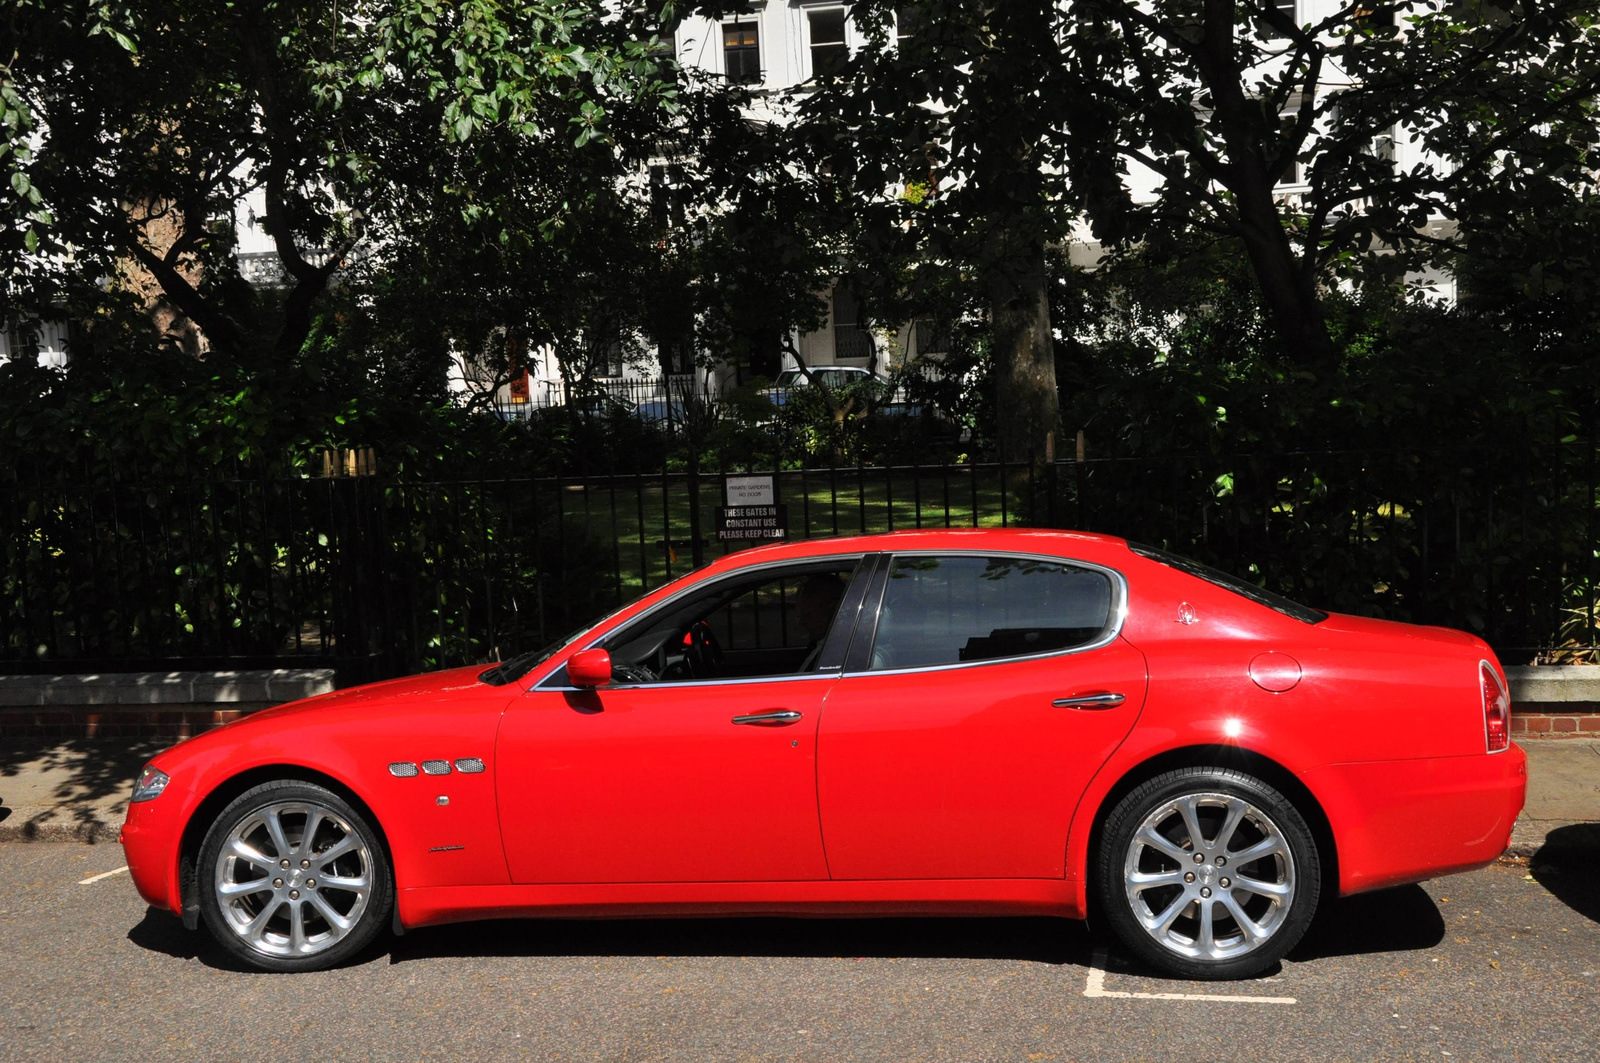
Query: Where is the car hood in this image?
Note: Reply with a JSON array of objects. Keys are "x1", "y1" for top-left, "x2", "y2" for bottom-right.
[{"x1": 241, "y1": 665, "x2": 493, "y2": 724}]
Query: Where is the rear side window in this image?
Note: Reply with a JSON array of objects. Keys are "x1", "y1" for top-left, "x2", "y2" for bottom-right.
[
  {"x1": 868, "y1": 555, "x2": 1114, "y2": 670},
  {"x1": 1129, "y1": 543, "x2": 1327, "y2": 625}
]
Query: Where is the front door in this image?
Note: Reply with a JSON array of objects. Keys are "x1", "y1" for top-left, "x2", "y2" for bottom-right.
[
  {"x1": 496, "y1": 556, "x2": 866, "y2": 884},
  {"x1": 817, "y1": 552, "x2": 1148, "y2": 880}
]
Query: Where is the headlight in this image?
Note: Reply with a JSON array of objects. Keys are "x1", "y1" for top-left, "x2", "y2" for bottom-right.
[{"x1": 131, "y1": 765, "x2": 170, "y2": 803}]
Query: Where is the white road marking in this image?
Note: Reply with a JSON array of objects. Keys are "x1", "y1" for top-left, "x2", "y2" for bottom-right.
[
  {"x1": 1082, "y1": 949, "x2": 1297, "y2": 1004},
  {"x1": 78, "y1": 866, "x2": 129, "y2": 885}
]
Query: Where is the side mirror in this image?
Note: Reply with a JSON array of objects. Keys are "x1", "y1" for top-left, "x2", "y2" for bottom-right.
[{"x1": 567, "y1": 648, "x2": 612, "y2": 688}]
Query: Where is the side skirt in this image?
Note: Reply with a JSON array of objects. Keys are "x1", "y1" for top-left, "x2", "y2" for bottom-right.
[{"x1": 396, "y1": 878, "x2": 1081, "y2": 930}]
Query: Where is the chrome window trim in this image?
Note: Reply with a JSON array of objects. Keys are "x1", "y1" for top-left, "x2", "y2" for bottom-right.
[
  {"x1": 843, "y1": 549, "x2": 1130, "y2": 679},
  {"x1": 534, "y1": 552, "x2": 872, "y2": 693}
]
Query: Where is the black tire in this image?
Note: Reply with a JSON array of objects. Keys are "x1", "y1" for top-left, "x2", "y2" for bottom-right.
[
  {"x1": 1095, "y1": 767, "x2": 1321, "y2": 981},
  {"x1": 197, "y1": 780, "x2": 392, "y2": 973}
]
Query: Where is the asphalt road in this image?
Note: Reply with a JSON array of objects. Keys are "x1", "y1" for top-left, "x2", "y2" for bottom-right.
[{"x1": 1, "y1": 843, "x2": 1595, "y2": 1063}]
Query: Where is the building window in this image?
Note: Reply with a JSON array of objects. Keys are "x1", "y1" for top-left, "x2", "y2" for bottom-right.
[
  {"x1": 723, "y1": 22, "x2": 761, "y2": 85},
  {"x1": 1260, "y1": 0, "x2": 1297, "y2": 40},
  {"x1": 808, "y1": 9, "x2": 847, "y2": 79},
  {"x1": 1354, "y1": 4, "x2": 1396, "y2": 31},
  {"x1": 588, "y1": 335, "x2": 626, "y2": 379},
  {"x1": 832, "y1": 287, "x2": 874, "y2": 360},
  {"x1": 1372, "y1": 126, "x2": 1397, "y2": 166}
]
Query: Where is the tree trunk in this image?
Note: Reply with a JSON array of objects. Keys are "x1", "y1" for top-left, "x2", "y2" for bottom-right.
[
  {"x1": 988, "y1": 244, "x2": 1059, "y2": 463},
  {"x1": 1231, "y1": 177, "x2": 1338, "y2": 375}
]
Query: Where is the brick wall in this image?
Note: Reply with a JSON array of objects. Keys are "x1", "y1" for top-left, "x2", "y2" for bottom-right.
[{"x1": 1510, "y1": 703, "x2": 1600, "y2": 737}]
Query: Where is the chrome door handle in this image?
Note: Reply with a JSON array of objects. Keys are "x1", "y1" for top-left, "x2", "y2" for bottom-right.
[
  {"x1": 1052, "y1": 693, "x2": 1126, "y2": 710},
  {"x1": 731, "y1": 711, "x2": 804, "y2": 726}
]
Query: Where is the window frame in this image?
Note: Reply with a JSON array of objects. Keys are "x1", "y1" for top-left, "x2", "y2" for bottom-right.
[
  {"x1": 806, "y1": 6, "x2": 848, "y2": 80},
  {"x1": 721, "y1": 19, "x2": 763, "y2": 85},
  {"x1": 844, "y1": 551, "x2": 1130, "y2": 677},
  {"x1": 538, "y1": 553, "x2": 875, "y2": 691}
]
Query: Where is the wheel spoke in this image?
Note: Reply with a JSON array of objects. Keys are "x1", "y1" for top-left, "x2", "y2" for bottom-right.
[
  {"x1": 1141, "y1": 889, "x2": 1191, "y2": 934},
  {"x1": 1214, "y1": 800, "x2": 1249, "y2": 853},
  {"x1": 1177, "y1": 796, "x2": 1207, "y2": 851},
  {"x1": 1229, "y1": 835, "x2": 1287, "y2": 865},
  {"x1": 308, "y1": 891, "x2": 353, "y2": 931},
  {"x1": 244, "y1": 898, "x2": 283, "y2": 942},
  {"x1": 1234, "y1": 874, "x2": 1291, "y2": 899},
  {"x1": 264, "y1": 809, "x2": 293, "y2": 861},
  {"x1": 300, "y1": 809, "x2": 324, "y2": 856},
  {"x1": 313, "y1": 834, "x2": 358, "y2": 866},
  {"x1": 1221, "y1": 893, "x2": 1266, "y2": 943},
  {"x1": 218, "y1": 877, "x2": 273, "y2": 898},
  {"x1": 227, "y1": 839, "x2": 275, "y2": 871},
  {"x1": 317, "y1": 873, "x2": 369, "y2": 892},
  {"x1": 1127, "y1": 869, "x2": 1185, "y2": 892},
  {"x1": 288, "y1": 900, "x2": 308, "y2": 953},
  {"x1": 1197, "y1": 898, "x2": 1216, "y2": 953},
  {"x1": 1135, "y1": 827, "x2": 1189, "y2": 865}
]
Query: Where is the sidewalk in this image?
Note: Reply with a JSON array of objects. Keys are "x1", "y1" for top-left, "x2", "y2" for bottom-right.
[{"x1": 1, "y1": 736, "x2": 1595, "y2": 853}]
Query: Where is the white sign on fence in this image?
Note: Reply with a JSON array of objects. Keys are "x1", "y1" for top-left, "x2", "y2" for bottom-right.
[{"x1": 724, "y1": 474, "x2": 776, "y2": 507}]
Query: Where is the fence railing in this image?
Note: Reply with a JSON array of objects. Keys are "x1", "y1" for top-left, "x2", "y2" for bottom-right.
[{"x1": 4, "y1": 444, "x2": 1596, "y2": 682}]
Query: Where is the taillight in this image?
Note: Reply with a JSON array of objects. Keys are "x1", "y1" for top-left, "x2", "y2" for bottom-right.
[{"x1": 1480, "y1": 660, "x2": 1510, "y2": 753}]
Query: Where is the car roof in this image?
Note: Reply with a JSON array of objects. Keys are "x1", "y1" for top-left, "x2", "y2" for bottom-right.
[{"x1": 701, "y1": 528, "x2": 1132, "y2": 573}]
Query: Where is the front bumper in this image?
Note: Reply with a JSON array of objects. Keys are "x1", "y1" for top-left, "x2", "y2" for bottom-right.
[
  {"x1": 120, "y1": 787, "x2": 189, "y2": 915},
  {"x1": 1304, "y1": 743, "x2": 1528, "y2": 896}
]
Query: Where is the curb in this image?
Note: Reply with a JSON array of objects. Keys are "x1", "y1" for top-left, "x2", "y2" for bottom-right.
[{"x1": 0, "y1": 807, "x2": 121, "y2": 844}]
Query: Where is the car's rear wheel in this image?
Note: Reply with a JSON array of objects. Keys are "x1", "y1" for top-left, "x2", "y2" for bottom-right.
[
  {"x1": 197, "y1": 780, "x2": 392, "y2": 972},
  {"x1": 1096, "y1": 767, "x2": 1320, "y2": 980}
]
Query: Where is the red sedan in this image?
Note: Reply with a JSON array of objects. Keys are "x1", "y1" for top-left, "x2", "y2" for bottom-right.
[{"x1": 120, "y1": 529, "x2": 1526, "y2": 979}]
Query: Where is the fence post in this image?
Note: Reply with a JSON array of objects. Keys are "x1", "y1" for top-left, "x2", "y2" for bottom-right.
[{"x1": 688, "y1": 448, "x2": 705, "y2": 569}]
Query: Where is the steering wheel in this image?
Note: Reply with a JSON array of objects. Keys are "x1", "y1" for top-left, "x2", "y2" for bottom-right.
[{"x1": 685, "y1": 621, "x2": 725, "y2": 677}]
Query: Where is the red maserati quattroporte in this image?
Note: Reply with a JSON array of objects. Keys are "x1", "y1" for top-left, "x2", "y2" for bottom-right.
[{"x1": 120, "y1": 529, "x2": 1526, "y2": 978}]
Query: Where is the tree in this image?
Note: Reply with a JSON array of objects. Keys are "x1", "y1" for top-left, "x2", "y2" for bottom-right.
[
  {"x1": 782, "y1": 1, "x2": 1102, "y2": 461},
  {"x1": 1063, "y1": 0, "x2": 1600, "y2": 374},
  {"x1": 1, "y1": 0, "x2": 686, "y2": 366}
]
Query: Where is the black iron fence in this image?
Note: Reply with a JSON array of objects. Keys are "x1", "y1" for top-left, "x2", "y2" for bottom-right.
[{"x1": 4, "y1": 443, "x2": 1596, "y2": 683}]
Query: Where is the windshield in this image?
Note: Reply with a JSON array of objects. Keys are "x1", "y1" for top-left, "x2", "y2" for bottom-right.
[
  {"x1": 1129, "y1": 543, "x2": 1328, "y2": 625},
  {"x1": 478, "y1": 626, "x2": 590, "y2": 686},
  {"x1": 774, "y1": 371, "x2": 801, "y2": 387}
]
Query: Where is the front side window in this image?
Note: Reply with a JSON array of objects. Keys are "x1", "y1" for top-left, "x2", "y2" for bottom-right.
[
  {"x1": 723, "y1": 22, "x2": 761, "y2": 84},
  {"x1": 868, "y1": 555, "x2": 1114, "y2": 670},
  {"x1": 593, "y1": 559, "x2": 862, "y2": 684}
]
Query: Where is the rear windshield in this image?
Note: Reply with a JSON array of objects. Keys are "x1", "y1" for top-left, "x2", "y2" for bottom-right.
[{"x1": 1129, "y1": 544, "x2": 1328, "y2": 625}]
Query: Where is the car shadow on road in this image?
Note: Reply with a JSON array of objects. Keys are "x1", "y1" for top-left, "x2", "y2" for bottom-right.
[
  {"x1": 127, "y1": 907, "x2": 284, "y2": 974},
  {"x1": 388, "y1": 915, "x2": 1096, "y2": 967},
  {"x1": 1530, "y1": 824, "x2": 1600, "y2": 924},
  {"x1": 1287, "y1": 884, "x2": 1445, "y2": 962}
]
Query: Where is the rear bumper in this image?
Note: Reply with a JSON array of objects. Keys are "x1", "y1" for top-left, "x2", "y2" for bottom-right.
[{"x1": 1304, "y1": 743, "x2": 1527, "y2": 896}]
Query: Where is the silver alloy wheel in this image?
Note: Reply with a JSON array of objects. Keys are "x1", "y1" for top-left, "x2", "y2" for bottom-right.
[
  {"x1": 1122, "y1": 792, "x2": 1296, "y2": 962},
  {"x1": 212, "y1": 801, "x2": 373, "y2": 958}
]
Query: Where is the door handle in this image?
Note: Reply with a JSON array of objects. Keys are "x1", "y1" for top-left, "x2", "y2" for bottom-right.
[
  {"x1": 731, "y1": 710, "x2": 804, "y2": 726},
  {"x1": 1052, "y1": 692, "x2": 1126, "y2": 710}
]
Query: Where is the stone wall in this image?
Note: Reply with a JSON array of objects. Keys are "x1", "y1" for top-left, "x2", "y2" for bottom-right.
[
  {"x1": 0, "y1": 670, "x2": 336, "y2": 739},
  {"x1": 1506, "y1": 666, "x2": 1600, "y2": 737}
]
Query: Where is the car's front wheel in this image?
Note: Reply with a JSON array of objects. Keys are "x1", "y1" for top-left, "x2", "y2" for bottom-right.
[
  {"x1": 197, "y1": 780, "x2": 392, "y2": 972},
  {"x1": 1096, "y1": 767, "x2": 1320, "y2": 980}
]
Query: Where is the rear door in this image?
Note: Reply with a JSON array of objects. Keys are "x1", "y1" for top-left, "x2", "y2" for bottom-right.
[{"x1": 817, "y1": 552, "x2": 1147, "y2": 880}]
